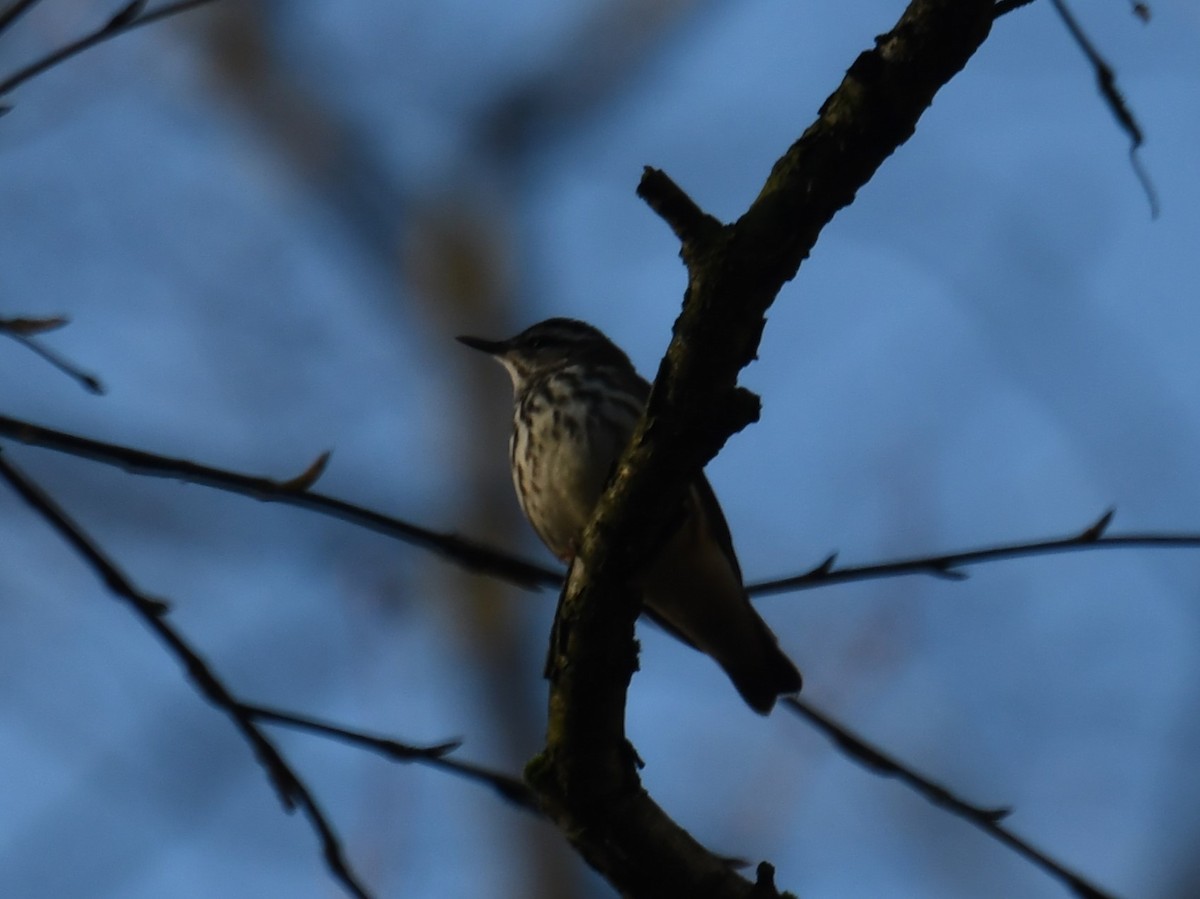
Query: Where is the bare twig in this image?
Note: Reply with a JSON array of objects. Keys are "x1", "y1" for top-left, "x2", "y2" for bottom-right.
[
  {"x1": 0, "y1": 0, "x2": 221, "y2": 108},
  {"x1": 746, "y1": 508, "x2": 1200, "y2": 596},
  {"x1": 242, "y1": 703, "x2": 461, "y2": 762},
  {"x1": 1048, "y1": 0, "x2": 1158, "y2": 217},
  {"x1": 1049, "y1": 0, "x2": 1140, "y2": 142},
  {"x1": 245, "y1": 704, "x2": 542, "y2": 814},
  {"x1": 0, "y1": 317, "x2": 104, "y2": 393},
  {"x1": 0, "y1": 414, "x2": 560, "y2": 590},
  {"x1": 784, "y1": 698, "x2": 1115, "y2": 899},
  {"x1": 991, "y1": 0, "x2": 1156, "y2": 215},
  {"x1": 0, "y1": 448, "x2": 373, "y2": 899},
  {"x1": 784, "y1": 698, "x2": 1009, "y2": 823},
  {"x1": 0, "y1": 315, "x2": 68, "y2": 335}
]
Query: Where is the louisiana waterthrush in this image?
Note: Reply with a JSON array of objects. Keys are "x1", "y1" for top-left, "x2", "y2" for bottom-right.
[{"x1": 458, "y1": 317, "x2": 801, "y2": 713}]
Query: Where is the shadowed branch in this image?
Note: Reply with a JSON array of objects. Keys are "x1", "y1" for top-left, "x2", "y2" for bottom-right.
[
  {"x1": 0, "y1": 316, "x2": 104, "y2": 393},
  {"x1": 746, "y1": 508, "x2": 1200, "y2": 596},
  {"x1": 785, "y1": 698, "x2": 1115, "y2": 899},
  {"x1": 531, "y1": 1, "x2": 1001, "y2": 897},
  {"x1": 11, "y1": 415, "x2": 1200, "y2": 606},
  {"x1": 244, "y1": 704, "x2": 542, "y2": 814},
  {"x1": 0, "y1": 448, "x2": 373, "y2": 899},
  {"x1": 0, "y1": 413, "x2": 560, "y2": 590}
]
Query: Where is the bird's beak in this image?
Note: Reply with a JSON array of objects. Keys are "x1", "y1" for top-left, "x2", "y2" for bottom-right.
[{"x1": 456, "y1": 334, "x2": 507, "y2": 355}]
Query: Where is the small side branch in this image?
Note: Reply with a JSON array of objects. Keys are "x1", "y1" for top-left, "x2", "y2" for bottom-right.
[
  {"x1": 0, "y1": 449, "x2": 372, "y2": 899},
  {"x1": 636, "y1": 168, "x2": 723, "y2": 248},
  {"x1": 245, "y1": 704, "x2": 542, "y2": 815},
  {"x1": 0, "y1": 316, "x2": 103, "y2": 393}
]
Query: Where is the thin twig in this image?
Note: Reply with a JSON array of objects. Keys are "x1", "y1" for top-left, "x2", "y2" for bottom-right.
[
  {"x1": 746, "y1": 508, "x2": 1200, "y2": 596},
  {"x1": 991, "y1": 0, "x2": 1156, "y2": 215},
  {"x1": 0, "y1": 414, "x2": 560, "y2": 590},
  {"x1": 0, "y1": 0, "x2": 221, "y2": 106},
  {"x1": 245, "y1": 704, "x2": 543, "y2": 814},
  {"x1": 784, "y1": 698, "x2": 1009, "y2": 823},
  {"x1": 0, "y1": 448, "x2": 373, "y2": 899},
  {"x1": 1048, "y1": 0, "x2": 1158, "y2": 217},
  {"x1": 784, "y1": 698, "x2": 1115, "y2": 899},
  {"x1": 0, "y1": 319, "x2": 104, "y2": 393}
]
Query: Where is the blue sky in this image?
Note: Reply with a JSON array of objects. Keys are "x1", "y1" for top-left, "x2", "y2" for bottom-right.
[{"x1": 1, "y1": 1, "x2": 1199, "y2": 897}]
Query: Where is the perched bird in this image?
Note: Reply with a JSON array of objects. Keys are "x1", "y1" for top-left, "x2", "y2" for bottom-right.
[{"x1": 458, "y1": 317, "x2": 801, "y2": 713}]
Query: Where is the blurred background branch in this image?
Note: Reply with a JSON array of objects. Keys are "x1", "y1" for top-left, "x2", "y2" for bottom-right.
[
  {"x1": 0, "y1": 0, "x2": 222, "y2": 108},
  {"x1": 0, "y1": 315, "x2": 103, "y2": 392}
]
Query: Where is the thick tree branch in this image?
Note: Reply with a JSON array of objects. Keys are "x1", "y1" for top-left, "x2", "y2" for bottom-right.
[{"x1": 535, "y1": 1, "x2": 996, "y2": 897}]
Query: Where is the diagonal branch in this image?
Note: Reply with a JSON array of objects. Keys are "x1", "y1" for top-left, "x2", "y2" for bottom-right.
[
  {"x1": 0, "y1": 316, "x2": 104, "y2": 393},
  {"x1": 0, "y1": 0, "x2": 223, "y2": 109},
  {"x1": 784, "y1": 699, "x2": 1116, "y2": 899},
  {"x1": 533, "y1": 2, "x2": 999, "y2": 897},
  {"x1": 0, "y1": 448, "x2": 373, "y2": 899},
  {"x1": 0, "y1": 413, "x2": 559, "y2": 590},
  {"x1": 993, "y1": 0, "x2": 1156, "y2": 213},
  {"x1": 0, "y1": 0, "x2": 42, "y2": 35}
]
